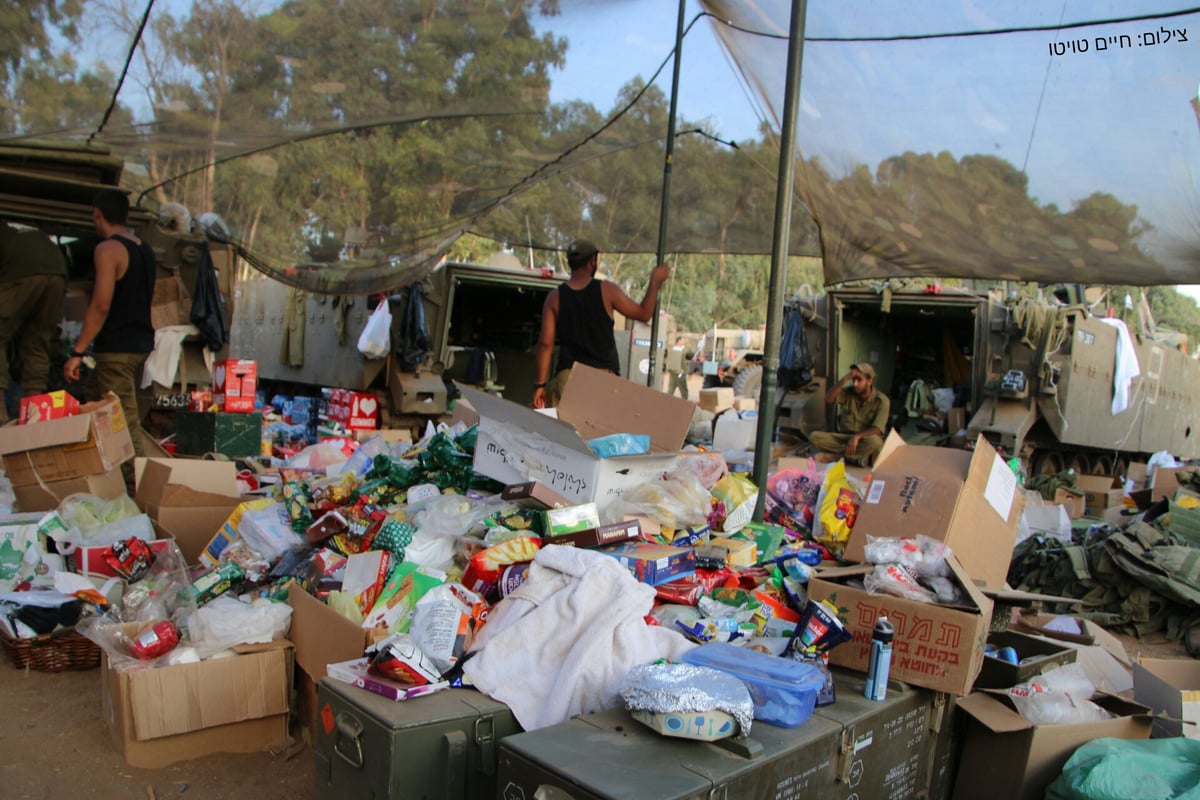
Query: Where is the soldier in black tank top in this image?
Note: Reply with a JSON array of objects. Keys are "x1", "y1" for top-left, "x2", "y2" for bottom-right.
[
  {"x1": 554, "y1": 279, "x2": 621, "y2": 375},
  {"x1": 92, "y1": 234, "x2": 156, "y2": 355}
]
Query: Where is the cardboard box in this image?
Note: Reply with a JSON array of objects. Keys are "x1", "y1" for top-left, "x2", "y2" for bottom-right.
[
  {"x1": 1151, "y1": 466, "x2": 1187, "y2": 503},
  {"x1": 212, "y1": 358, "x2": 257, "y2": 413},
  {"x1": 732, "y1": 397, "x2": 757, "y2": 412},
  {"x1": 712, "y1": 413, "x2": 757, "y2": 451},
  {"x1": 12, "y1": 465, "x2": 126, "y2": 513},
  {"x1": 501, "y1": 481, "x2": 573, "y2": 510},
  {"x1": 460, "y1": 365, "x2": 693, "y2": 507},
  {"x1": 974, "y1": 631, "x2": 1078, "y2": 690},
  {"x1": 1133, "y1": 658, "x2": 1200, "y2": 739},
  {"x1": 1051, "y1": 487, "x2": 1084, "y2": 519},
  {"x1": 1076, "y1": 473, "x2": 1124, "y2": 516},
  {"x1": 330, "y1": 389, "x2": 381, "y2": 431},
  {"x1": 708, "y1": 536, "x2": 757, "y2": 568},
  {"x1": 100, "y1": 640, "x2": 292, "y2": 769},
  {"x1": 18, "y1": 390, "x2": 80, "y2": 425},
  {"x1": 548, "y1": 519, "x2": 641, "y2": 549},
  {"x1": 844, "y1": 432, "x2": 1024, "y2": 589},
  {"x1": 134, "y1": 458, "x2": 244, "y2": 565},
  {"x1": 0, "y1": 393, "x2": 133, "y2": 487},
  {"x1": 808, "y1": 555, "x2": 993, "y2": 696},
  {"x1": 952, "y1": 691, "x2": 1152, "y2": 800},
  {"x1": 594, "y1": 541, "x2": 697, "y2": 586},
  {"x1": 286, "y1": 584, "x2": 371, "y2": 686},
  {"x1": 698, "y1": 387, "x2": 734, "y2": 413}
]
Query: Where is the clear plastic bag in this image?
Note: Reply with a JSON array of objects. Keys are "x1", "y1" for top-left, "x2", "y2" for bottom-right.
[
  {"x1": 187, "y1": 595, "x2": 293, "y2": 659},
  {"x1": 601, "y1": 473, "x2": 712, "y2": 530},
  {"x1": 863, "y1": 534, "x2": 952, "y2": 577},
  {"x1": 1006, "y1": 663, "x2": 1113, "y2": 725}
]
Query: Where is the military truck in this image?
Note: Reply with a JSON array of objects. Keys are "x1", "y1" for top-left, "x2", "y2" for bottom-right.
[
  {"x1": 694, "y1": 327, "x2": 767, "y2": 398},
  {"x1": 777, "y1": 284, "x2": 1200, "y2": 475}
]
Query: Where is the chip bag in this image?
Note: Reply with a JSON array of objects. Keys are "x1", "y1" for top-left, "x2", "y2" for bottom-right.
[{"x1": 812, "y1": 462, "x2": 859, "y2": 557}]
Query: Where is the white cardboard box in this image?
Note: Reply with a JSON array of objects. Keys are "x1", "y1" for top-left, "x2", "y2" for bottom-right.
[{"x1": 460, "y1": 365, "x2": 693, "y2": 507}]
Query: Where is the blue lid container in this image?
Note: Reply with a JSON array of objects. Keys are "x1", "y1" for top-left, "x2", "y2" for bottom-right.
[{"x1": 680, "y1": 641, "x2": 823, "y2": 728}]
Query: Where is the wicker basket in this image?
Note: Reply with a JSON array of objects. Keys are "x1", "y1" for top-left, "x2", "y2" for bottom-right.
[{"x1": 0, "y1": 627, "x2": 102, "y2": 672}]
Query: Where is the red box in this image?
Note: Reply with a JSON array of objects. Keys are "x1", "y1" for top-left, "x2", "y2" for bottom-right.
[
  {"x1": 18, "y1": 391, "x2": 80, "y2": 424},
  {"x1": 328, "y1": 389, "x2": 379, "y2": 431},
  {"x1": 212, "y1": 359, "x2": 257, "y2": 413},
  {"x1": 73, "y1": 538, "x2": 175, "y2": 579}
]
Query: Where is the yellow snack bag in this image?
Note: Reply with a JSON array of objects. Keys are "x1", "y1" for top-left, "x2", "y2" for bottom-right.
[{"x1": 814, "y1": 462, "x2": 860, "y2": 557}]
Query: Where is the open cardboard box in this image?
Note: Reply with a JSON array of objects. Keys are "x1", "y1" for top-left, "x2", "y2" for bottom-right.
[
  {"x1": 952, "y1": 690, "x2": 1152, "y2": 800},
  {"x1": 134, "y1": 457, "x2": 245, "y2": 564},
  {"x1": 11, "y1": 464, "x2": 127, "y2": 513},
  {"x1": 1075, "y1": 473, "x2": 1125, "y2": 516},
  {"x1": 842, "y1": 431, "x2": 1024, "y2": 590},
  {"x1": 461, "y1": 365, "x2": 693, "y2": 507},
  {"x1": 101, "y1": 637, "x2": 292, "y2": 769},
  {"x1": 808, "y1": 555, "x2": 993, "y2": 696},
  {"x1": 1134, "y1": 658, "x2": 1200, "y2": 740},
  {"x1": 0, "y1": 393, "x2": 133, "y2": 487},
  {"x1": 809, "y1": 431, "x2": 1024, "y2": 695}
]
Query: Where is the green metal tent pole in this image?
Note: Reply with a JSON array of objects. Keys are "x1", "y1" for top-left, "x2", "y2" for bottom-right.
[
  {"x1": 647, "y1": 0, "x2": 687, "y2": 387},
  {"x1": 753, "y1": 0, "x2": 808, "y2": 521}
]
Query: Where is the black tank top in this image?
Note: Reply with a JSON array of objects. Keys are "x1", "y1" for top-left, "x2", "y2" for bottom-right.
[
  {"x1": 554, "y1": 279, "x2": 621, "y2": 375},
  {"x1": 93, "y1": 234, "x2": 156, "y2": 354}
]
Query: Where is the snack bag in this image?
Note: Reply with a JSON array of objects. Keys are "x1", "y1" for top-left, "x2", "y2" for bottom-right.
[{"x1": 812, "y1": 462, "x2": 859, "y2": 557}]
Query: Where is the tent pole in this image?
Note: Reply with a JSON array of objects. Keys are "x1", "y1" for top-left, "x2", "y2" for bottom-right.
[
  {"x1": 647, "y1": 0, "x2": 687, "y2": 387},
  {"x1": 753, "y1": 0, "x2": 808, "y2": 521}
]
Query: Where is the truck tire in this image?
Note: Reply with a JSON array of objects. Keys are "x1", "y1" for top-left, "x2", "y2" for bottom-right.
[{"x1": 732, "y1": 365, "x2": 763, "y2": 401}]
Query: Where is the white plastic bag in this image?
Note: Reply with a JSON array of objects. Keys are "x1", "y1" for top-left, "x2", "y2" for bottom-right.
[{"x1": 356, "y1": 300, "x2": 392, "y2": 359}]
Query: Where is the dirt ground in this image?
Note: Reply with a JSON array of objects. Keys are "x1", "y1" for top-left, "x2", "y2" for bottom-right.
[
  {"x1": 0, "y1": 657, "x2": 314, "y2": 800},
  {"x1": 0, "y1": 624, "x2": 1190, "y2": 799}
]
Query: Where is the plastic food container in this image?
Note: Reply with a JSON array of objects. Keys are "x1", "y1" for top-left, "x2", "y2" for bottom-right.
[{"x1": 681, "y1": 641, "x2": 823, "y2": 728}]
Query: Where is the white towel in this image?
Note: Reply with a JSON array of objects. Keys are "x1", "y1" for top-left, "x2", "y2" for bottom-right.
[
  {"x1": 462, "y1": 544, "x2": 695, "y2": 731},
  {"x1": 1097, "y1": 318, "x2": 1140, "y2": 415},
  {"x1": 141, "y1": 325, "x2": 212, "y2": 389}
]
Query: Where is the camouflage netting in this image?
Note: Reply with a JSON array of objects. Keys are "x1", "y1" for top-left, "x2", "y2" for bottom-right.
[{"x1": 4, "y1": 1, "x2": 1199, "y2": 292}]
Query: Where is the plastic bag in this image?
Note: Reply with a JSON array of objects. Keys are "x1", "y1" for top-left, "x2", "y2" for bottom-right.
[
  {"x1": 187, "y1": 595, "x2": 293, "y2": 659},
  {"x1": 862, "y1": 534, "x2": 952, "y2": 577},
  {"x1": 601, "y1": 474, "x2": 712, "y2": 530},
  {"x1": 1006, "y1": 663, "x2": 1112, "y2": 725},
  {"x1": 357, "y1": 299, "x2": 393, "y2": 359},
  {"x1": 1046, "y1": 737, "x2": 1200, "y2": 800},
  {"x1": 811, "y1": 462, "x2": 860, "y2": 557}
]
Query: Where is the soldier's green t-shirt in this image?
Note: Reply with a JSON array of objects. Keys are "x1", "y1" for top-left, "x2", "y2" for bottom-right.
[
  {"x1": 835, "y1": 386, "x2": 890, "y2": 434},
  {"x1": 0, "y1": 224, "x2": 68, "y2": 282}
]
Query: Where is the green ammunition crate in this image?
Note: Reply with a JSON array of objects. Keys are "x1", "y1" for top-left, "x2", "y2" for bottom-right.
[
  {"x1": 497, "y1": 668, "x2": 938, "y2": 800},
  {"x1": 174, "y1": 411, "x2": 261, "y2": 457},
  {"x1": 315, "y1": 680, "x2": 521, "y2": 800}
]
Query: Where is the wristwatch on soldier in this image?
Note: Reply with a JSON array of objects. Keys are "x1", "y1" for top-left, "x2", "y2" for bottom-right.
[{"x1": 71, "y1": 349, "x2": 96, "y2": 369}]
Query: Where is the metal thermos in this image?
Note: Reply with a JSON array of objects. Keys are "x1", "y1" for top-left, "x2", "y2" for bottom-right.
[{"x1": 864, "y1": 615, "x2": 894, "y2": 701}]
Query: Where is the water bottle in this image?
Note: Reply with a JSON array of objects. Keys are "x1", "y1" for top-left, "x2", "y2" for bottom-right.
[{"x1": 864, "y1": 615, "x2": 894, "y2": 701}]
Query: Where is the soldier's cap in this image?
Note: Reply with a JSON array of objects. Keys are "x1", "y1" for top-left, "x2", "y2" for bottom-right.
[
  {"x1": 851, "y1": 362, "x2": 876, "y2": 379},
  {"x1": 566, "y1": 239, "x2": 599, "y2": 268}
]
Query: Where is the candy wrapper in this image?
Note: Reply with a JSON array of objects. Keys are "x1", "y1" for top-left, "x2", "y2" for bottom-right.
[
  {"x1": 620, "y1": 662, "x2": 753, "y2": 739},
  {"x1": 280, "y1": 480, "x2": 315, "y2": 533},
  {"x1": 373, "y1": 517, "x2": 416, "y2": 559},
  {"x1": 654, "y1": 573, "x2": 704, "y2": 606}
]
